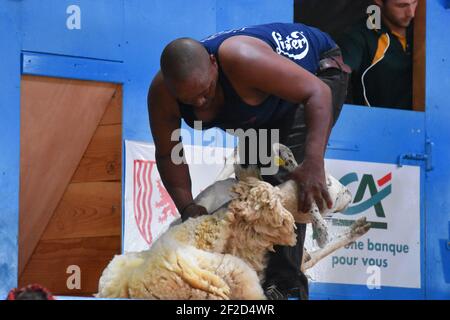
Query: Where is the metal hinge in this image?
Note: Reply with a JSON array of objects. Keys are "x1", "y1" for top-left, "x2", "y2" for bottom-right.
[
  {"x1": 327, "y1": 139, "x2": 359, "y2": 152},
  {"x1": 398, "y1": 139, "x2": 434, "y2": 171}
]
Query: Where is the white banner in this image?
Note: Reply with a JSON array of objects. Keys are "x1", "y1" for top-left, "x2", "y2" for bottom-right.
[
  {"x1": 305, "y1": 159, "x2": 421, "y2": 289},
  {"x1": 124, "y1": 142, "x2": 421, "y2": 289}
]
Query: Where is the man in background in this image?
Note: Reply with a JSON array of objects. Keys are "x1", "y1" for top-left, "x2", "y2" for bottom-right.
[
  {"x1": 337, "y1": 0, "x2": 418, "y2": 109},
  {"x1": 294, "y1": 0, "x2": 373, "y2": 39}
]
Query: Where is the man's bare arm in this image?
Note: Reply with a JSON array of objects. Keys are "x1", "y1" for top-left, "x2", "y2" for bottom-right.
[
  {"x1": 220, "y1": 37, "x2": 334, "y2": 212},
  {"x1": 148, "y1": 72, "x2": 196, "y2": 214}
]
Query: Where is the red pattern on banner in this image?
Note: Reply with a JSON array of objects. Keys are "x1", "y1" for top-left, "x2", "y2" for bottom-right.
[
  {"x1": 134, "y1": 160, "x2": 154, "y2": 245},
  {"x1": 155, "y1": 179, "x2": 178, "y2": 223},
  {"x1": 133, "y1": 160, "x2": 178, "y2": 245}
]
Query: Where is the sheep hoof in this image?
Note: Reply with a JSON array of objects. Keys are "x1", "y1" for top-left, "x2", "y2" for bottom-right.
[{"x1": 350, "y1": 217, "x2": 371, "y2": 237}]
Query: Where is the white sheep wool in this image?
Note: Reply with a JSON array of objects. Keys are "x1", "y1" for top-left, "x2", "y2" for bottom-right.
[{"x1": 96, "y1": 177, "x2": 297, "y2": 300}]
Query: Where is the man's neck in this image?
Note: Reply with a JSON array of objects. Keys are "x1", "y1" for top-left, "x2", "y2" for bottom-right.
[{"x1": 382, "y1": 16, "x2": 406, "y2": 37}]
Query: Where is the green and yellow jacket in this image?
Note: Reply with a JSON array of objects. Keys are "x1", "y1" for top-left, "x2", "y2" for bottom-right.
[{"x1": 337, "y1": 20, "x2": 413, "y2": 110}]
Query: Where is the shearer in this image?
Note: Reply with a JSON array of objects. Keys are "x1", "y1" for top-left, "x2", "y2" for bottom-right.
[{"x1": 147, "y1": 22, "x2": 350, "y2": 300}]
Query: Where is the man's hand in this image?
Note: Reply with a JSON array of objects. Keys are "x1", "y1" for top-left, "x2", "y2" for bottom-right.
[
  {"x1": 289, "y1": 158, "x2": 333, "y2": 213},
  {"x1": 181, "y1": 203, "x2": 209, "y2": 222}
]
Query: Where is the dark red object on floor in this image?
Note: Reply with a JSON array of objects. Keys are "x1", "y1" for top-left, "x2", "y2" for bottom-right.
[{"x1": 6, "y1": 284, "x2": 56, "y2": 300}]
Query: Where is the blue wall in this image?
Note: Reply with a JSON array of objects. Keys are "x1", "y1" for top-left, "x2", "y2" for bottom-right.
[
  {"x1": 424, "y1": 0, "x2": 450, "y2": 299},
  {"x1": 0, "y1": 0, "x2": 22, "y2": 300},
  {"x1": 122, "y1": 0, "x2": 293, "y2": 144},
  {"x1": 0, "y1": 0, "x2": 448, "y2": 299}
]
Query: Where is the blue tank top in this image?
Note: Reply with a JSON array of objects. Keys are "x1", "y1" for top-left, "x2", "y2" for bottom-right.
[{"x1": 179, "y1": 22, "x2": 337, "y2": 131}]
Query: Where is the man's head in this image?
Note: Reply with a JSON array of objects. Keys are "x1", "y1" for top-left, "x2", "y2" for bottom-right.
[
  {"x1": 375, "y1": 0, "x2": 418, "y2": 29},
  {"x1": 160, "y1": 38, "x2": 218, "y2": 110}
]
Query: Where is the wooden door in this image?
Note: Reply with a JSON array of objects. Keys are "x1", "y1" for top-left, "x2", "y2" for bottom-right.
[{"x1": 19, "y1": 76, "x2": 122, "y2": 296}]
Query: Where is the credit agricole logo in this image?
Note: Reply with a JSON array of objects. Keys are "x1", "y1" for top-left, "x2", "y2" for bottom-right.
[{"x1": 334, "y1": 172, "x2": 392, "y2": 230}]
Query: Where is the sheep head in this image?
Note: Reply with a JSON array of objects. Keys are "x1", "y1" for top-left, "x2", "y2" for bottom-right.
[{"x1": 228, "y1": 177, "x2": 297, "y2": 249}]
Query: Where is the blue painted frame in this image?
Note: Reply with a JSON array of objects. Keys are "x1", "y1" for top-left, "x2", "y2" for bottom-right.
[
  {"x1": 424, "y1": 0, "x2": 450, "y2": 299},
  {"x1": 0, "y1": 0, "x2": 449, "y2": 299},
  {"x1": 22, "y1": 51, "x2": 124, "y2": 83},
  {"x1": 0, "y1": 0, "x2": 22, "y2": 300}
]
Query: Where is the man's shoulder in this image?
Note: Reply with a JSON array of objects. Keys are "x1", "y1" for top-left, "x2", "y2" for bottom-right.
[
  {"x1": 147, "y1": 71, "x2": 178, "y2": 113},
  {"x1": 148, "y1": 72, "x2": 162, "y2": 100},
  {"x1": 148, "y1": 71, "x2": 170, "y2": 98},
  {"x1": 219, "y1": 35, "x2": 272, "y2": 61}
]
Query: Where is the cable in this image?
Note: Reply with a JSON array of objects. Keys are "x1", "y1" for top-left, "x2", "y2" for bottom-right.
[{"x1": 361, "y1": 32, "x2": 391, "y2": 107}]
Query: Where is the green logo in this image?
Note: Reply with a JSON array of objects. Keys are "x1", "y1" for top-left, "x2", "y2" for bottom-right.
[{"x1": 332, "y1": 172, "x2": 392, "y2": 229}]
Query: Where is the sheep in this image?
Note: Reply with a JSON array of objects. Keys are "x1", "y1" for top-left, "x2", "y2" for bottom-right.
[
  {"x1": 212, "y1": 143, "x2": 371, "y2": 272},
  {"x1": 96, "y1": 153, "x2": 369, "y2": 299},
  {"x1": 97, "y1": 171, "x2": 295, "y2": 299},
  {"x1": 215, "y1": 143, "x2": 354, "y2": 248}
]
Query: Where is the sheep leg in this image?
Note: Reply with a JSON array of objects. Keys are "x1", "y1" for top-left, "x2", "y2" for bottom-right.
[
  {"x1": 174, "y1": 253, "x2": 231, "y2": 299},
  {"x1": 175, "y1": 249, "x2": 265, "y2": 300},
  {"x1": 301, "y1": 217, "x2": 371, "y2": 272},
  {"x1": 302, "y1": 247, "x2": 311, "y2": 266},
  {"x1": 212, "y1": 254, "x2": 266, "y2": 300},
  {"x1": 310, "y1": 203, "x2": 329, "y2": 248}
]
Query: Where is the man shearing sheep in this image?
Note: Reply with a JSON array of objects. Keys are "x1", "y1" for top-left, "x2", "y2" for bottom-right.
[{"x1": 147, "y1": 22, "x2": 350, "y2": 299}]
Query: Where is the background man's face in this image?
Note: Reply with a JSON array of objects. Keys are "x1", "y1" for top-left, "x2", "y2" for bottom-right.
[{"x1": 381, "y1": 0, "x2": 418, "y2": 29}]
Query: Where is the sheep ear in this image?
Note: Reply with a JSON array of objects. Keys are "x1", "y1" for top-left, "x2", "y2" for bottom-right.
[
  {"x1": 233, "y1": 164, "x2": 262, "y2": 181},
  {"x1": 215, "y1": 147, "x2": 239, "y2": 181}
]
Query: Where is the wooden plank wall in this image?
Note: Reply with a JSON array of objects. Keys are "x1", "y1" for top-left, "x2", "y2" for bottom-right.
[
  {"x1": 19, "y1": 77, "x2": 118, "y2": 275},
  {"x1": 19, "y1": 77, "x2": 122, "y2": 296},
  {"x1": 413, "y1": 0, "x2": 426, "y2": 111}
]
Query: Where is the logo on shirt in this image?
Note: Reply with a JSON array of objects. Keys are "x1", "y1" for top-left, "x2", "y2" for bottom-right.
[{"x1": 272, "y1": 31, "x2": 309, "y2": 60}]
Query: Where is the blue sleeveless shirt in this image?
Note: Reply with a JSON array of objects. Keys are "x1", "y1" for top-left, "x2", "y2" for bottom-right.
[{"x1": 178, "y1": 22, "x2": 337, "y2": 131}]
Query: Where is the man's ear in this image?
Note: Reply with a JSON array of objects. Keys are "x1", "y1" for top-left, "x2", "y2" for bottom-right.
[{"x1": 209, "y1": 54, "x2": 217, "y2": 66}]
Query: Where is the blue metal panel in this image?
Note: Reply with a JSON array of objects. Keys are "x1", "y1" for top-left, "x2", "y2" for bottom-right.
[
  {"x1": 216, "y1": 0, "x2": 293, "y2": 31},
  {"x1": 121, "y1": 0, "x2": 217, "y2": 144},
  {"x1": 310, "y1": 283, "x2": 424, "y2": 300},
  {"x1": 424, "y1": 0, "x2": 450, "y2": 299},
  {"x1": 0, "y1": 0, "x2": 22, "y2": 299},
  {"x1": 22, "y1": 0, "x2": 124, "y2": 61},
  {"x1": 326, "y1": 105, "x2": 426, "y2": 164}
]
